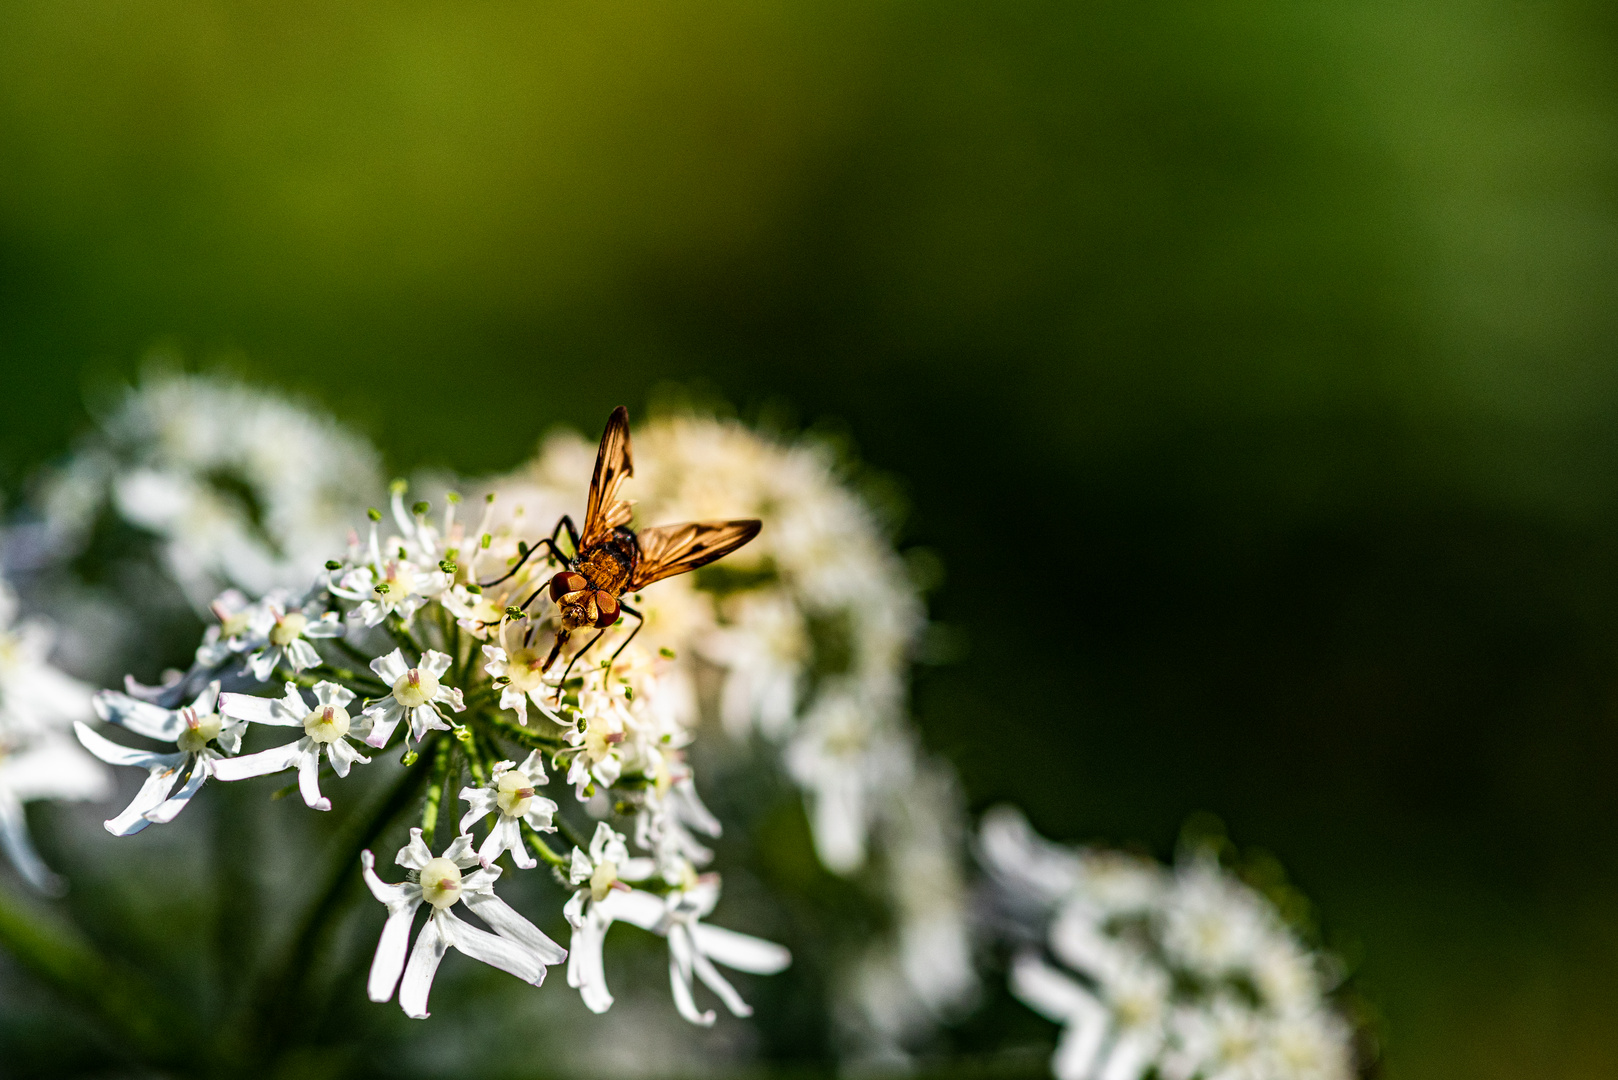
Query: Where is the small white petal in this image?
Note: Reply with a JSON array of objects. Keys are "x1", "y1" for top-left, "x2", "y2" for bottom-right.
[
  {"x1": 397, "y1": 828, "x2": 434, "y2": 871},
  {"x1": 370, "y1": 649, "x2": 410, "y2": 684},
  {"x1": 461, "y1": 889, "x2": 566, "y2": 965},
  {"x1": 92, "y1": 691, "x2": 181, "y2": 742},
  {"x1": 418, "y1": 650, "x2": 453, "y2": 679}
]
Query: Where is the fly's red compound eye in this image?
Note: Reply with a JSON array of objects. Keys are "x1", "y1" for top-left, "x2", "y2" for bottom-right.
[
  {"x1": 592, "y1": 592, "x2": 620, "y2": 628},
  {"x1": 549, "y1": 572, "x2": 587, "y2": 601}
]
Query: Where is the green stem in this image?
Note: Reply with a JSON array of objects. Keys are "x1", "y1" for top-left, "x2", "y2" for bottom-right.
[
  {"x1": 252, "y1": 743, "x2": 434, "y2": 1059},
  {"x1": 479, "y1": 713, "x2": 568, "y2": 750},
  {"x1": 521, "y1": 822, "x2": 569, "y2": 870},
  {"x1": 420, "y1": 736, "x2": 455, "y2": 848},
  {"x1": 385, "y1": 618, "x2": 425, "y2": 659},
  {"x1": 329, "y1": 635, "x2": 375, "y2": 668},
  {"x1": 555, "y1": 814, "x2": 591, "y2": 852}
]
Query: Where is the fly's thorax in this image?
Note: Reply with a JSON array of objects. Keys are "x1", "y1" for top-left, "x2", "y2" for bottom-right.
[{"x1": 576, "y1": 540, "x2": 635, "y2": 595}]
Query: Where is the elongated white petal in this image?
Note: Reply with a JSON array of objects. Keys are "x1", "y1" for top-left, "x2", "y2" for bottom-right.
[
  {"x1": 144, "y1": 755, "x2": 210, "y2": 825},
  {"x1": 691, "y1": 924, "x2": 792, "y2": 974},
  {"x1": 566, "y1": 910, "x2": 613, "y2": 1013},
  {"x1": 296, "y1": 743, "x2": 329, "y2": 810},
  {"x1": 689, "y1": 935, "x2": 753, "y2": 1018},
  {"x1": 0, "y1": 738, "x2": 110, "y2": 802},
  {"x1": 360, "y1": 849, "x2": 422, "y2": 906},
  {"x1": 92, "y1": 691, "x2": 181, "y2": 742},
  {"x1": 371, "y1": 649, "x2": 409, "y2": 684},
  {"x1": 461, "y1": 890, "x2": 566, "y2": 964},
  {"x1": 668, "y1": 924, "x2": 716, "y2": 1026},
  {"x1": 368, "y1": 905, "x2": 422, "y2": 1003},
  {"x1": 304, "y1": 614, "x2": 345, "y2": 638},
  {"x1": 216, "y1": 718, "x2": 246, "y2": 755},
  {"x1": 398, "y1": 911, "x2": 449, "y2": 1018},
  {"x1": 438, "y1": 906, "x2": 544, "y2": 985},
  {"x1": 212, "y1": 740, "x2": 304, "y2": 782},
  {"x1": 599, "y1": 888, "x2": 667, "y2": 931},
  {"x1": 104, "y1": 764, "x2": 184, "y2": 836},
  {"x1": 74, "y1": 722, "x2": 179, "y2": 768},
  {"x1": 218, "y1": 692, "x2": 301, "y2": 727},
  {"x1": 0, "y1": 793, "x2": 62, "y2": 894},
  {"x1": 191, "y1": 682, "x2": 221, "y2": 715}
]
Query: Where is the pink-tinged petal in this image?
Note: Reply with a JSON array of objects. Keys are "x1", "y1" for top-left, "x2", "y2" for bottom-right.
[
  {"x1": 144, "y1": 756, "x2": 210, "y2": 824},
  {"x1": 362, "y1": 700, "x2": 406, "y2": 748},
  {"x1": 691, "y1": 924, "x2": 792, "y2": 975},
  {"x1": 437, "y1": 907, "x2": 544, "y2": 985},
  {"x1": 104, "y1": 764, "x2": 184, "y2": 836},
  {"x1": 517, "y1": 750, "x2": 548, "y2": 784},
  {"x1": 668, "y1": 925, "x2": 716, "y2": 1027},
  {"x1": 435, "y1": 686, "x2": 465, "y2": 713},
  {"x1": 522, "y1": 798, "x2": 558, "y2": 835},
  {"x1": 397, "y1": 912, "x2": 448, "y2": 1018},
  {"x1": 371, "y1": 649, "x2": 409, "y2": 684},
  {"x1": 212, "y1": 740, "x2": 304, "y2": 782},
  {"x1": 326, "y1": 737, "x2": 369, "y2": 779},
  {"x1": 296, "y1": 743, "x2": 329, "y2": 811},
  {"x1": 408, "y1": 704, "x2": 450, "y2": 742},
  {"x1": 92, "y1": 691, "x2": 181, "y2": 742},
  {"x1": 461, "y1": 890, "x2": 566, "y2": 965}
]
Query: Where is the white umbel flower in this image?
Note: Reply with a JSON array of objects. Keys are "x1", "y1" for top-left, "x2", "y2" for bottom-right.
[
  {"x1": 361, "y1": 829, "x2": 567, "y2": 1018},
  {"x1": 458, "y1": 751, "x2": 559, "y2": 869},
  {"x1": 76, "y1": 682, "x2": 240, "y2": 835},
  {"x1": 214, "y1": 681, "x2": 372, "y2": 811},
  {"x1": 562, "y1": 822, "x2": 655, "y2": 1013},
  {"x1": 362, "y1": 649, "x2": 465, "y2": 746},
  {"x1": 243, "y1": 592, "x2": 345, "y2": 681}
]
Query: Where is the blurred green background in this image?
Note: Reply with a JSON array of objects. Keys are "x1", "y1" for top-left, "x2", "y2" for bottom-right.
[{"x1": 3, "y1": 1, "x2": 1618, "y2": 1076}]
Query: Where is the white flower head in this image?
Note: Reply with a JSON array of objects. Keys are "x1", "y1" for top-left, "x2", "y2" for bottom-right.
[
  {"x1": 242, "y1": 592, "x2": 344, "y2": 681},
  {"x1": 362, "y1": 649, "x2": 465, "y2": 747},
  {"x1": 361, "y1": 829, "x2": 566, "y2": 1018},
  {"x1": 214, "y1": 681, "x2": 373, "y2": 811},
  {"x1": 481, "y1": 619, "x2": 565, "y2": 726},
  {"x1": 458, "y1": 751, "x2": 558, "y2": 870},
  {"x1": 76, "y1": 681, "x2": 240, "y2": 835}
]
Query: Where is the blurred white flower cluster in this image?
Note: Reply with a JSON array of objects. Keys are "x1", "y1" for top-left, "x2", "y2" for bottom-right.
[
  {"x1": 979, "y1": 807, "x2": 1356, "y2": 1080},
  {"x1": 0, "y1": 581, "x2": 109, "y2": 893},
  {"x1": 500, "y1": 414, "x2": 977, "y2": 1059}
]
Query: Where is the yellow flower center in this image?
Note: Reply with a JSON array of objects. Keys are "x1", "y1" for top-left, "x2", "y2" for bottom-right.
[
  {"x1": 268, "y1": 611, "x2": 308, "y2": 646},
  {"x1": 505, "y1": 649, "x2": 548, "y2": 693},
  {"x1": 218, "y1": 612, "x2": 251, "y2": 639},
  {"x1": 589, "y1": 859, "x2": 618, "y2": 903},
  {"x1": 393, "y1": 667, "x2": 440, "y2": 708},
  {"x1": 495, "y1": 769, "x2": 536, "y2": 817},
  {"x1": 302, "y1": 704, "x2": 351, "y2": 744},
  {"x1": 175, "y1": 710, "x2": 223, "y2": 753},
  {"x1": 420, "y1": 857, "x2": 462, "y2": 909}
]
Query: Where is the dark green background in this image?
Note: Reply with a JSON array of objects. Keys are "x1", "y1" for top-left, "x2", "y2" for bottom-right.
[{"x1": 4, "y1": 2, "x2": 1618, "y2": 1077}]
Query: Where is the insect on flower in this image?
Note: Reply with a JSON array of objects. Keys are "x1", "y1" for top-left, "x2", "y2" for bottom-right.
[{"x1": 492, "y1": 406, "x2": 762, "y2": 686}]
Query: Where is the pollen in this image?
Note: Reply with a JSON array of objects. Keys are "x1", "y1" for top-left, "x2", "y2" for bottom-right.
[
  {"x1": 303, "y1": 703, "x2": 352, "y2": 743},
  {"x1": 393, "y1": 667, "x2": 441, "y2": 708},
  {"x1": 419, "y1": 857, "x2": 463, "y2": 909}
]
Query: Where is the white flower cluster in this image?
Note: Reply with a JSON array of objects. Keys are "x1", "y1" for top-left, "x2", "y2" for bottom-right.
[
  {"x1": 33, "y1": 369, "x2": 382, "y2": 609},
  {"x1": 66, "y1": 461, "x2": 789, "y2": 1023},
  {"x1": 0, "y1": 581, "x2": 109, "y2": 893},
  {"x1": 500, "y1": 414, "x2": 975, "y2": 1057},
  {"x1": 979, "y1": 807, "x2": 1356, "y2": 1080}
]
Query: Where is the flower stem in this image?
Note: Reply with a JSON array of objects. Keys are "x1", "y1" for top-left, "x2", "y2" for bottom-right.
[
  {"x1": 420, "y1": 735, "x2": 455, "y2": 848},
  {"x1": 521, "y1": 822, "x2": 569, "y2": 870},
  {"x1": 480, "y1": 713, "x2": 568, "y2": 749}
]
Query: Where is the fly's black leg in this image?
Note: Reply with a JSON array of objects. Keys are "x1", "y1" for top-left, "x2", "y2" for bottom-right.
[
  {"x1": 601, "y1": 602, "x2": 645, "y2": 688},
  {"x1": 556, "y1": 627, "x2": 607, "y2": 692},
  {"x1": 479, "y1": 515, "x2": 580, "y2": 589}
]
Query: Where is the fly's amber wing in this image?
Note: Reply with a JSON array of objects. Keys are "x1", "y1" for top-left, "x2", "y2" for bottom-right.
[
  {"x1": 631, "y1": 520, "x2": 763, "y2": 588},
  {"x1": 582, "y1": 406, "x2": 635, "y2": 547}
]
